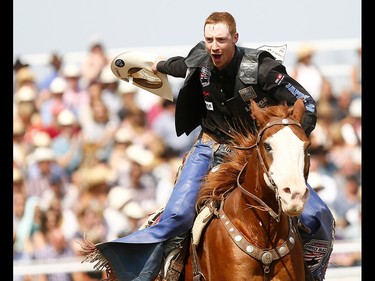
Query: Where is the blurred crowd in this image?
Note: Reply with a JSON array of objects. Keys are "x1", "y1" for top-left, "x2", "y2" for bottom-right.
[{"x1": 13, "y1": 41, "x2": 361, "y2": 280}]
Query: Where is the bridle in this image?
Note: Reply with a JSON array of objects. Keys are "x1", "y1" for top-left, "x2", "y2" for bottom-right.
[
  {"x1": 219, "y1": 117, "x2": 303, "y2": 278},
  {"x1": 232, "y1": 117, "x2": 303, "y2": 222}
]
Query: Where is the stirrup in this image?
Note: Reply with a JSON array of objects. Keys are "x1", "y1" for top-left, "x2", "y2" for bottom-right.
[
  {"x1": 161, "y1": 234, "x2": 190, "y2": 281},
  {"x1": 164, "y1": 247, "x2": 184, "y2": 281}
]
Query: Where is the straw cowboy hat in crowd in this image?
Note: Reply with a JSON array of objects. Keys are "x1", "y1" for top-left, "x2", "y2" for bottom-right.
[
  {"x1": 110, "y1": 51, "x2": 173, "y2": 101},
  {"x1": 107, "y1": 186, "x2": 146, "y2": 219},
  {"x1": 296, "y1": 43, "x2": 315, "y2": 61}
]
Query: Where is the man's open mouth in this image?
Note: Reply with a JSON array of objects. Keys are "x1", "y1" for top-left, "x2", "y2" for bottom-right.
[{"x1": 212, "y1": 54, "x2": 222, "y2": 62}]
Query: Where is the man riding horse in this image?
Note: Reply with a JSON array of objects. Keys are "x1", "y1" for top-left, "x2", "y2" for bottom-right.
[{"x1": 82, "y1": 11, "x2": 335, "y2": 281}]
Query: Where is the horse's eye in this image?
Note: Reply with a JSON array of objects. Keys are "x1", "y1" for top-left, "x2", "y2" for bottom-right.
[{"x1": 264, "y1": 142, "x2": 272, "y2": 152}]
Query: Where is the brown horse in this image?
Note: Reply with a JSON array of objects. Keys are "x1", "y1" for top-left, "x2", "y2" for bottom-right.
[{"x1": 183, "y1": 98, "x2": 312, "y2": 281}]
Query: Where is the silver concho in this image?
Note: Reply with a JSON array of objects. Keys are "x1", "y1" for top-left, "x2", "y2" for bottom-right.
[{"x1": 261, "y1": 251, "x2": 273, "y2": 265}]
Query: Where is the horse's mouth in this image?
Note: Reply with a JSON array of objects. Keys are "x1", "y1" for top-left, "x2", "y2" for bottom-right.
[
  {"x1": 280, "y1": 199, "x2": 306, "y2": 217},
  {"x1": 284, "y1": 209, "x2": 304, "y2": 217}
]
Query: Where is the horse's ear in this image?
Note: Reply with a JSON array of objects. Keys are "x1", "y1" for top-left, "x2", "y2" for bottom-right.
[
  {"x1": 291, "y1": 98, "x2": 305, "y2": 124},
  {"x1": 251, "y1": 100, "x2": 267, "y2": 126}
]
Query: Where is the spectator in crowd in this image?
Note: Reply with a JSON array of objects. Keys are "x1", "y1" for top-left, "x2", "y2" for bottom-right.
[
  {"x1": 98, "y1": 64, "x2": 122, "y2": 118},
  {"x1": 14, "y1": 86, "x2": 39, "y2": 139},
  {"x1": 318, "y1": 78, "x2": 341, "y2": 114},
  {"x1": 61, "y1": 63, "x2": 90, "y2": 120},
  {"x1": 107, "y1": 127, "x2": 133, "y2": 187},
  {"x1": 77, "y1": 79, "x2": 103, "y2": 126},
  {"x1": 122, "y1": 144, "x2": 158, "y2": 214},
  {"x1": 38, "y1": 177, "x2": 80, "y2": 241},
  {"x1": 14, "y1": 183, "x2": 28, "y2": 233},
  {"x1": 52, "y1": 109, "x2": 83, "y2": 178},
  {"x1": 13, "y1": 118, "x2": 29, "y2": 169},
  {"x1": 334, "y1": 88, "x2": 354, "y2": 122},
  {"x1": 14, "y1": 196, "x2": 42, "y2": 254},
  {"x1": 309, "y1": 100, "x2": 335, "y2": 152},
  {"x1": 31, "y1": 201, "x2": 64, "y2": 250},
  {"x1": 117, "y1": 81, "x2": 142, "y2": 122},
  {"x1": 103, "y1": 186, "x2": 135, "y2": 240},
  {"x1": 118, "y1": 101, "x2": 156, "y2": 149},
  {"x1": 307, "y1": 169, "x2": 338, "y2": 210},
  {"x1": 32, "y1": 227, "x2": 75, "y2": 281},
  {"x1": 328, "y1": 98, "x2": 361, "y2": 181},
  {"x1": 340, "y1": 97, "x2": 361, "y2": 147},
  {"x1": 22, "y1": 130, "x2": 53, "y2": 170},
  {"x1": 80, "y1": 98, "x2": 120, "y2": 162},
  {"x1": 13, "y1": 166, "x2": 27, "y2": 195},
  {"x1": 14, "y1": 63, "x2": 37, "y2": 92},
  {"x1": 331, "y1": 174, "x2": 361, "y2": 240},
  {"x1": 75, "y1": 164, "x2": 115, "y2": 209},
  {"x1": 38, "y1": 52, "x2": 64, "y2": 92},
  {"x1": 39, "y1": 76, "x2": 68, "y2": 128},
  {"x1": 350, "y1": 46, "x2": 361, "y2": 97},
  {"x1": 80, "y1": 41, "x2": 110, "y2": 86},
  {"x1": 151, "y1": 154, "x2": 182, "y2": 208},
  {"x1": 32, "y1": 131, "x2": 52, "y2": 149},
  {"x1": 14, "y1": 85, "x2": 38, "y2": 118},
  {"x1": 25, "y1": 147, "x2": 69, "y2": 197},
  {"x1": 73, "y1": 199, "x2": 108, "y2": 248},
  {"x1": 121, "y1": 200, "x2": 148, "y2": 233},
  {"x1": 291, "y1": 43, "x2": 324, "y2": 102},
  {"x1": 151, "y1": 99, "x2": 200, "y2": 157},
  {"x1": 13, "y1": 229, "x2": 33, "y2": 281},
  {"x1": 13, "y1": 57, "x2": 29, "y2": 73}
]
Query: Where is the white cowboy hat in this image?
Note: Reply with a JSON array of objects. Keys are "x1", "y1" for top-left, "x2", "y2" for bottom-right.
[{"x1": 110, "y1": 51, "x2": 173, "y2": 101}]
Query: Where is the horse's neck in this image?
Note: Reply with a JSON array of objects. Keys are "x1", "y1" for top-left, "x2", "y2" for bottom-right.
[
  {"x1": 243, "y1": 159, "x2": 281, "y2": 216},
  {"x1": 226, "y1": 181, "x2": 291, "y2": 245}
]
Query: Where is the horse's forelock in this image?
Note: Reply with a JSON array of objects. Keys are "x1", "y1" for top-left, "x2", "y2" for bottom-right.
[{"x1": 264, "y1": 102, "x2": 290, "y2": 119}]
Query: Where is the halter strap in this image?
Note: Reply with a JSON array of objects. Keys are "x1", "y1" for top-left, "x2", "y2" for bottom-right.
[
  {"x1": 232, "y1": 117, "x2": 303, "y2": 221},
  {"x1": 233, "y1": 117, "x2": 302, "y2": 191},
  {"x1": 254, "y1": 118, "x2": 302, "y2": 190}
]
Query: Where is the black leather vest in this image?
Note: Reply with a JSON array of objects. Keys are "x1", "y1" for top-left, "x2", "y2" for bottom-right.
[{"x1": 175, "y1": 41, "x2": 276, "y2": 140}]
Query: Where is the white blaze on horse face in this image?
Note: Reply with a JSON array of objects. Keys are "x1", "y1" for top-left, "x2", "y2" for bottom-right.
[{"x1": 264, "y1": 126, "x2": 309, "y2": 216}]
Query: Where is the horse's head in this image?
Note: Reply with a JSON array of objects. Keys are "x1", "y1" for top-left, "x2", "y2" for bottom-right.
[{"x1": 250, "y1": 98, "x2": 310, "y2": 217}]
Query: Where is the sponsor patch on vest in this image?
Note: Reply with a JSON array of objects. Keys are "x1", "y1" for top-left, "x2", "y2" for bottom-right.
[
  {"x1": 275, "y1": 73, "x2": 285, "y2": 85},
  {"x1": 205, "y1": 100, "x2": 214, "y2": 111},
  {"x1": 257, "y1": 97, "x2": 268, "y2": 108},
  {"x1": 200, "y1": 66, "x2": 211, "y2": 87},
  {"x1": 238, "y1": 86, "x2": 257, "y2": 102}
]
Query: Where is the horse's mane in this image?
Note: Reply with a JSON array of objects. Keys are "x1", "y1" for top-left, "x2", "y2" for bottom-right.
[{"x1": 196, "y1": 102, "x2": 291, "y2": 211}]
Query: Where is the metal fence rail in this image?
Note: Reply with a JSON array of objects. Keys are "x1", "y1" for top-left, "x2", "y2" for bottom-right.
[
  {"x1": 13, "y1": 259, "x2": 362, "y2": 280},
  {"x1": 14, "y1": 240, "x2": 361, "y2": 280}
]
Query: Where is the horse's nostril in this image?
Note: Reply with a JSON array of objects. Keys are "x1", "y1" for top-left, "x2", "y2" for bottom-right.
[{"x1": 283, "y1": 187, "x2": 291, "y2": 194}]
